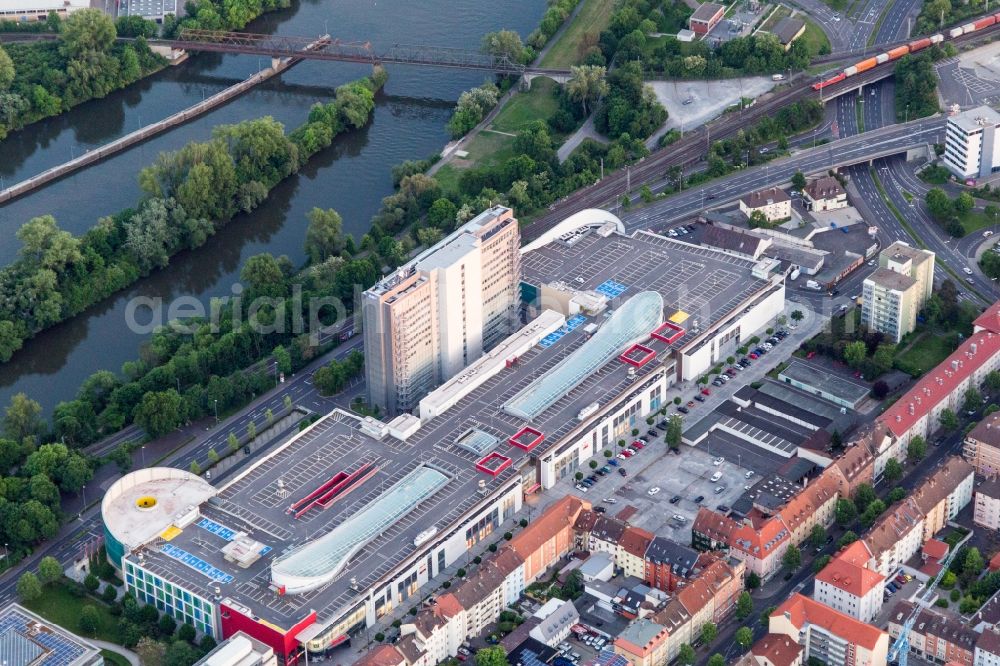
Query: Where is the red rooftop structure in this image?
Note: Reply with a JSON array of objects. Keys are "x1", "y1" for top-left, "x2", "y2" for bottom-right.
[
  {"x1": 475, "y1": 452, "x2": 512, "y2": 476},
  {"x1": 651, "y1": 321, "x2": 685, "y2": 344},
  {"x1": 620, "y1": 343, "x2": 656, "y2": 368},
  {"x1": 509, "y1": 426, "x2": 544, "y2": 451}
]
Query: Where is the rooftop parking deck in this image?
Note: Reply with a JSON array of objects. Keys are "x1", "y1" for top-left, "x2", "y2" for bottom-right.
[{"x1": 520, "y1": 230, "x2": 769, "y2": 350}]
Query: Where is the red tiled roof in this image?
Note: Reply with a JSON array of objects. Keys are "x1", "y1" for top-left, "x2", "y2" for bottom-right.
[
  {"x1": 692, "y1": 507, "x2": 738, "y2": 543},
  {"x1": 974, "y1": 300, "x2": 1000, "y2": 333},
  {"x1": 816, "y1": 546, "x2": 884, "y2": 597},
  {"x1": 510, "y1": 495, "x2": 588, "y2": 559},
  {"x1": 864, "y1": 497, "x2": 923, "y2": 560},
  {"x1": 619, "y1": 526, "x2": 654, "y2": 558},
  {"x1": 772, "y1": 594, "x2": 886, "y2": 651},
  {"x1": 730, "y1": 516, "x2": 790, "y2": 559},
  {"x1": 677, "y1": 578, "x2": 713, "y2": 616},
  {"x1": 752, "y1": 633, "x2": 804, "y2": 666},
  {"x1": 435, "y1": 593, "x2": 464, "y2": 618},
  {"x1": 879, "y1": 330, "x2": 1000, "y2": 438},
  {"x1": 923, "y1": 538, "x2": 949, "y2": 561},
  {"x1": 355, "y1": 645, "x2": 406, "y2": 666},
  {"x1": 777, "y1": 473, "x2": 838, "y2": 535}
]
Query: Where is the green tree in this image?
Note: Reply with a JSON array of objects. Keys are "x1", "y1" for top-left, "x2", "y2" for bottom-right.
[
  {"x1": 665, "y1": 415, "x2": 683, "y2": 449},
  {"x1": 838, "y1": 530, "x2": 859, "y2": 548},
  {"x1": 273, "y1": 345, "x2": 291, "y2": 375},
  {"x1": 247, "y1": 421, "x2": 256, "y2": 441},
  {"x1": 783, "y1": 544, "x2": 801, "y2": 571},
  {"x1": 926, "y1": 188, "x2": 954, "y2": 221},
  {"x1": 16, "y1": 572, "x2": 41, "y2": 602},
  {"x1": 939, "y1": 408, "x2": 959, "y2": 431},
  {"x1": 986, "y1": 370, "x2": 1000, "y2": 392},
  {"x1": 888, "y1": 487, "x2": 907, "y2": 503},
  {"x1": 809, "y1": 524, "x2": 826, "y2": 549},
  {"x1": 38, "y1": 556, "x2": 61, "y2": 585},
  {"x1": 84, "y1": 573, "x2": 99, "y2": 592},
  {"x1": 304, "y1": 208, "x2": 345, "y2": 264},
  {"x1": 60, "y1": 9, "x2": 116, "y2": 58},
  {"x1": 884, "y1": 458, "x2": 903, "y2": 483},
  {"x1": 207, "y1": 448, "x2": 219, "y2": 464},
  {"x1": 708, "y1": 655, "x2": 726, "y2": 666},
  {"x1": 190, "y1": 461, "x2": 201, "y2": 475},
  {"x1": 701, "y1": 622, "x2": 717, "y2": 644},
  {"x1": 475, "y1": 646, "x2": 507, "y2": 666},
  {"x1": 854, "y1": 483, "x2": 877, "y2": 512},
  {"x1": 736, "y1": 591, "x2": 753, "y2": 619},
  {"x1": 746, "y1": 572, "x2": 761, "y2": 589},
  {"x1": 964, "y1": 547, "x2": 985, "y2": 582},
  {"x1": 133, "y1": 389, "x2": 184, "y2": 438},
  {"x1": 748, "y1": 210, "x2": 770, "y2": 229},
  {"x1": 240, "y1": 253, "x2": 287, "y2": 300},
  {"x1": 735, "y1": 626, "x2": 753, "y2": 649},
  {"x1": 177, "y1": 623, "x2": 196, "y2": 644},
  {"x1": 480, "y1": 29, "x2": 526, "y2": 63},
  {"x1": 3, "y1": 393, "x2": 42, "y2": 442},
  {"x1": 0, "y1": 45, "x2": 13, "y2": 91},
  {"x1": 792, "y1": 171, "x2": 806, "y2": 191},
  {"x1": 677, "y1": 644, "x2": 696, "y2": 665},
  {"x1": 426, "y1": 198, "x2": 458, "y2": 230},
  {"x1": 835, "y1": 498, "x2": 857, "y2": 526},
  {"x1": 78, "y1": 606, "x2": 100, "y2": 635},
  {"x1": 158, "y1": 614, "x2": 176, "y2": 637},
  {"x1": 813, "y1": 554, "x2": 832, "y2": 573},
  {"x1": 228, "y1": 432, "x2": 239, "y2": 453},
  {"x1": 861, "y1": 499, "x2": 887, "y2": 527},
  {"x1": 843, "y1": 340, "x2": 868, "y2": 368},
  {"x1": 135, "y1": 639, "x2": 165, "y2": 666},
  {"x1": 908, "y1": 435, "x2": 927, "y2": 461},
  {"x1": 791, "y1": 310, "x2": 804, "y2": 322},
  {"x1": 566, "y1": 65, "x2": 609, "y2": 115},
  {"x1": 965, "y1": 387, "x2": 983, "y2": 413}
]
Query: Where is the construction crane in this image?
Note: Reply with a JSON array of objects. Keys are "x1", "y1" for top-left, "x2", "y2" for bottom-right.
[{"x1": 887, "y1": 542, "x2": 962, "y2": 666}]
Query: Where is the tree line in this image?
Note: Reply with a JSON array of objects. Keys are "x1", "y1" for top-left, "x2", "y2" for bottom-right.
[
  {"x1": 0, "y1": 70, "x2": 385, "y2": 367},
  {"x1": 0, "y1": 10, "x2": 165, "y2": 141}
]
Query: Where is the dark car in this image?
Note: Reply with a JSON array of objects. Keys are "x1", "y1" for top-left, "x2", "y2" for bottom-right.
[
  {"x1": 678, "y1": 405, "x2": 690, "y2": 414},
  {"x1": 669, "y1": 495, "x2": 681, "y2": 504},
  {"x1": 657, "y1": 420, "x2": 668, "y2": 429},
  {"x1": 693, "y1": 495, "x2": 705, "y2": 504},
  {"x1": 694, "y1": 395, "x2": 706, "y2": 402},
  {"x1": 594, "y1": 506, "x2": 607, "y2": 514},
  {"x1": 588, "y1": 475, "x2": 599, "y2": 483},
  {"x1": 601, "y1": 466, "x2": 612, "y2": 474},
  {"x1": 596, "y1": 468, "x2": 607, "y2": 476},
  {"x1": 647, "y1": 429, "x2": 658, "y2": 437},
  {"x1": 618, "y1": 468, "x2": 628, "y2": 477}
]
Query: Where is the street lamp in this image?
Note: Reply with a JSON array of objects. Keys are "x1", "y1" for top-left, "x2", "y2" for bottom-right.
[
  {"x1": 214, "y1": 399, "x2": 219, "y2": 423},
  {"x1": 141, "y1": 445, "x2": 146, "y2": 467}
]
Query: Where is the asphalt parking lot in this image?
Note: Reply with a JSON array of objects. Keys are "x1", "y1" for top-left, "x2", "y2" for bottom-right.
[{"x1": 612, "y1": 445, "x2": 754, "y2": 542}]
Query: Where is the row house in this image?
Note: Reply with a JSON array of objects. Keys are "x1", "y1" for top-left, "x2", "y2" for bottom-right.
[
  {"x1": 863, "y1": 497, "x2": 925, "y2": 578},
  {"x1": 691, "y1": 507, "x2": 737, "y2": 552},
  {"x1": 910, "y1": 456, "x2": 975, "y2": 541},
  {"x1": 975, "y1": 628, "x2": 1000, "y2": 665},
  {"x1": 745, "y1": 634, "x2": 804, "y2": 666},
  {"x1": 964, "y1": 412, "x2": 1000, "y2": 476},
  {"x1": 643, "y1": 536, "x2": 699, "y2": 593},
  {"x1": 975, "y1": 477, "x2": 1000, "y2": 531},
  {"x1": 770, "y1": 594, "x2": 889, "y2": 666},
  {"x1": 590, "y1": 515, "x2": 628, "y2": 557},
  {"x1": 728, "y1": 516, "x2": 791, "y2": 581},
  {"x1": 813, "y1": 541, "x2": 885, "y2": 623},
  {"x1": 618, "y1": 526, "x2": 654, "y2": 580},
  {"x1": 650, "y1": 598, "x2": 692, "y2": 664},
  {"x1": 880, "y1": 304, "x2": 1000, "y2": 448},
  {"x1": 396, "y1": 597, "x2": 466, "y2": 666},
  {"x1": 450, "y1": 549, "x2": 523, "y2": 638},
  {"x1": 888, "y1": 601, "x2": 978, "y2": 666},
  {"x1": 509, "y1": 495, "x2": 589, "y2": 584},
  {"x1": 613, "y1": 618, "x2": 671, "y2": 666},
  {"x1": 775, "y1": 472, "x2": 839, "y2": 545}
]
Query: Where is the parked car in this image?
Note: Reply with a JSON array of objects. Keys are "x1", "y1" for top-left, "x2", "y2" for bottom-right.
[
  {"x1": 710, "y1": 471, "x2": 722, "y2": 482},
  {"x1": 678, "y1": 406, "x2": 690, "y2": 414},
  {"x1": 594, "y1": 506, "x2": 606, "y2": 513},
  {"x1": 669, "y1": 495, "x2": 681, "y2": 504},
  {"x1": 619, "y1": 468, "x2": 628, "y2": 477},
  {"x1": 686, "y1": 400, "x2": 696, "y2": 408},
  {"x1": 575, "y1": 484, "x2": 589, "y2": 492},
  {"x1": 647, "y1": 429, "x2": 658, "y2": 438},
  {"x1": 648, "y1": 487, "x2": 661, "y2": 496},
  {"x1": 601, "y1": 466, "x2": 611, "y2": 474},
  {"x1": 713, "y1": 457, "x2": 725, "y2": 466},
  {"x1": 608, "y1": 459, "x2": 619, "y2": 467},
  {"x1": 701, "y1": 388, "x2": 711, "y2": 396},
  {"x1": 714, "y1": 485, "x2": 726, "y2": 494},
  {"x1": 694, "y1": 395, "x2": 706, "y2": 402},
  {"x1": 745, "y1": 470, "x2": 755, "y2": 479},
  {"x1": 693, "y1": 495, "x2": 705, "y2": 504},
  {"x1": 633, "y1": 441, "x2": 645, "y2": 449},
  {"x1": 672, "y1": 514, "x2": 687, "y2": 523},
  {"x1": 603, "y1": 497, "x2": 617, "y2": 504}
]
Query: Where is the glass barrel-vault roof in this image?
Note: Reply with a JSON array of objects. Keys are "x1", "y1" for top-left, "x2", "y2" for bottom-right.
[
  {"x1": 503, "y1": 291, "x2": 664, "y2": 421},
  {"x1": 270, "y1": 466, "x2": 449, "y2": 594}
]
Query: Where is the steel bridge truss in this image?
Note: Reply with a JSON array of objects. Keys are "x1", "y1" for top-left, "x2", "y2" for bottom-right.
[{"x1": 169, "y1": 30, "x2": 528, "y2": 74}]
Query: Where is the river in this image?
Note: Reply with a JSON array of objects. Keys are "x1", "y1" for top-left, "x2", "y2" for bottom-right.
[{"x1": 0, "y1": 0, "x2": 545, "y2": 414}]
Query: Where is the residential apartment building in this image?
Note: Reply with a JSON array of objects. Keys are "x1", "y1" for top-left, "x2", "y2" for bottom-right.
[
  {"x1": 643, "y1": 537, "x2": 699, "y2": 592},
  {"x1": 776, "y1": 473, "x2": 838, "y2": 546},
  {"x1": 651, "y1": 599, "x2": 692, "y2": 664},
  {"x1": 974, "y1": 477, "x2": 1000, "y2": 530},
  {"x1": 770, "y1": 594, "x2": 889, "y2": 666},
  {"x1": 965, "y1": 412, "x2": 1000, "y2": 476},
  {"x1": 740, "y1": 187, "x2": 792, "y2": 222},
  {"x1": 975, "y1": 629, "x2": 1000, "y2": 666},
  {"x1": 363, "y1": 206, "x2": 520, "y2": 414},
  {"x1": 814, "y1": 541, "x2": 885, "y2": 623},
  {"x1": 613, "y1": 619, "x2": 670, "y2": 666},
  {"x1": 879, "y1": 300, "x2": 1000, "y2": 447},
  {"x1": 618, "y1": 526, "x2": 654, "y2": 580},
  {"x1": 944, "y1": 105, "x2": 1000, "y2": 180},
  {"x1": 861, "y1": 243, "x2": 935, "y2": 343},
  {"x1": 450, "y1": 550, "x2": 523, "y2": 638},
  {"x1": 509, "y1": 495, "x2": 588, "y2": 583},
  {"x1": 888, "y1": 601, "x2": 977, "y2": 665},
  {"x1": 748, "y1": 634, "x2": 804, "y2": 666},
  {"x1": 729, "y1": 516, "x2": 791, "y2": 581},
  {"x1": 863, "y1": 497, "x2": 925, "y2": 578},
  {"x1": 819, "y1": 430, "x2": 878, "y2": 497},
  {"x1": 910, "y1": 456, "x2": 975, "y2": 540},
  {"x1": 802, "y1": 176, "x2": 847, "y2": 212}
]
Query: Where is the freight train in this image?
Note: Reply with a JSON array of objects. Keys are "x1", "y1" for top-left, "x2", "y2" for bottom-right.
[{"x1": 811, "y1": 14, "x2": 1000, "y2": 91}]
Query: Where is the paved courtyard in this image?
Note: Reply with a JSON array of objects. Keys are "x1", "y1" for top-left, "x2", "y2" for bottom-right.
[{"x1": 936, "y1": 42, "x2": 1000, "y2": 108}]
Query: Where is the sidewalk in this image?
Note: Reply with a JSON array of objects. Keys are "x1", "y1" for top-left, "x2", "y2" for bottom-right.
[{"x1": 90, "y1": 640, "x2": 140, "y2": 666}]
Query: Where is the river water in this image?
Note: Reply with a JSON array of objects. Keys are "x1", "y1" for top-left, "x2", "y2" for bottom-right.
[{"x1": 0, "y1": 0, "x2": 544, "y2": 414}]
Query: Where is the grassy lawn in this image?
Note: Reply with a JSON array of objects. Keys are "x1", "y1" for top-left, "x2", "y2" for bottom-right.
[
  {"x1": 434, "y1": 164, "x2": 462, "y2": 195},
  {"x1": 894, "y1": 331, "x2": 961, "y2": 377},
  {"x1": 821, "y1": 0, "x2": 848, "y2": 12},
  {"x1": 960, "y1": 210, "x2": 994, "y2": 235},
  {"x1": 539, "y1": 0, "x2": 615, "y2": 68},
  {"x1": 491, "y1": 78, "x2": 561, "y2": 134},
  {"x1": 24, "y1": 581, "x2": 123, "y2": 644},
  {"x1": 101, "y1": 650, "x2": 132, "y2": 666},
  {"x1": 800, "y1": 16, "x2": 832, "y2": 57}
]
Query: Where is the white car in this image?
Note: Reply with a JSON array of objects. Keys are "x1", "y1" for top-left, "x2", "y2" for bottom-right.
[
  {"x1": 745, "y1": 470, "x2": 755, "y2": 479},
  {"x1": 672, "y1": 514, "x2": 687, "y2": 522},
  {"x1": 648, "y1": 487, "x2": 661, "y2": 496},
  {"x1": 713, "y1": 456, "x2": 725, "y2": 466},
  {"x1": 603, "y1": 497, "x2": 617, "y2": 504},
  {"x1": 985, "y1": 230, "x2": 994, "y2": 238},
  {"x1": 964, "y1": 267, "x2": 974, "y2": 275},
  {"x1": 710, "y1": 471, "x2": 722, "y2": 482},
  {"x1": 575, "y1": 484, "x2": 589, "y2": 492}
]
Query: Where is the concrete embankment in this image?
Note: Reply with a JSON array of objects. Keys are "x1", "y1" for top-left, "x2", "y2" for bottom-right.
[{"x1": 0, "y1": 46, "x2": 318, "y2": 205}]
